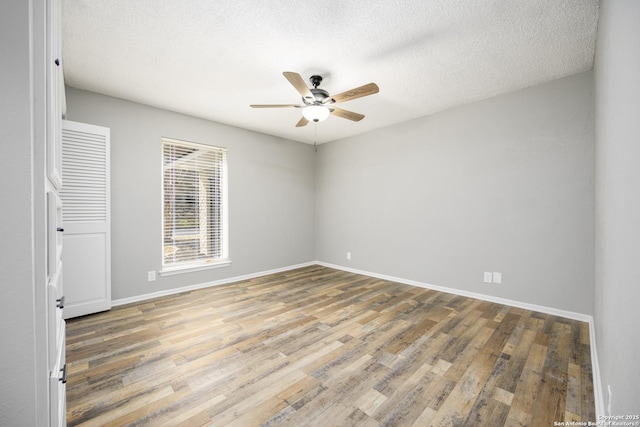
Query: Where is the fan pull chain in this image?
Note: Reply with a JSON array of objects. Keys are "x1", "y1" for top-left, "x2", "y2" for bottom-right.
[{"x1": 314, "y1": 123, "x2": 318, "y2": 152}]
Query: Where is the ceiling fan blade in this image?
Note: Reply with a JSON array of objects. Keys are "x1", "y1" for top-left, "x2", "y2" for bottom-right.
[
  {"x1": 331, "y1": 107, "x2": 365, "y2": 122},
  {"x1": 331, "y1": 83, "x2": 379, "y2": 104},
  {"x1": 295, "y1": 116, "x2": 309, "y2": 127},
  {"x1": 283, "y1": 72, "x2": 314, "y2": 100},
  {"x1": 250, "y1": 104, "x2": 302, "y2": 108}
]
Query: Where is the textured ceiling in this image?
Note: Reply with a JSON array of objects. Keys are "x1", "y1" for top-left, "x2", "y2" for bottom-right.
[{"x1": 62, "y1": 0, "x2": 599, "y2": 144}]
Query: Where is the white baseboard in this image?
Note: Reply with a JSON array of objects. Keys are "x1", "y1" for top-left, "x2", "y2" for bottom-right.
[
  {"x1": 588, "y1": 317, "x2": 605, "y2": 417},
  {"x1": 317, "y1": 261, "x2": 604, "y2": 417},
  {"x1": 111, "y1": 261, "x2": 316, "y2": 307}
]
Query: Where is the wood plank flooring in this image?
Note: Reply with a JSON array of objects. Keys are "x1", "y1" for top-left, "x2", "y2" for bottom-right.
[{"x1": 66, "y1": 265, "x2": 595, "y2": 426}]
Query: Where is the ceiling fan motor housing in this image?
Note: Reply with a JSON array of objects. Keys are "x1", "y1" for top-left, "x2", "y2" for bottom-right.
[
  {"x1": 308, "y1": 88, "x2": 331, "y2": 104},
  {"x1": 306, "y1": 75, "x2": 333, "y2": 105}
]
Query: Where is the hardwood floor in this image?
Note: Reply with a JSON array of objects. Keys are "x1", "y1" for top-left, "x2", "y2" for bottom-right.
[{"x1": 66, "y1": 265, "x2": 595, "y2": 426}]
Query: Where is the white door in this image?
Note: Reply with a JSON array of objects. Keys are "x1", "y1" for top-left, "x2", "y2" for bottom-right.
[
  {"x1": 45, "y1": 0, "x2": 67, "y2": 423},
  {"x1": 61, "y1": 120, "x2": 111, "y2": 319}
]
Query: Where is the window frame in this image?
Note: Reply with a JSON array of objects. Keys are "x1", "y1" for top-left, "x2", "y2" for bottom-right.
[{"x1": 159, "y1": 137, "x2": 229, "y2": 276}]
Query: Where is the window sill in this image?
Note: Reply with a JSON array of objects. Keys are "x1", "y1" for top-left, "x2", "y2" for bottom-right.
[{"x1": 159, "y1": 260, "x2": 231, "y2": 277}]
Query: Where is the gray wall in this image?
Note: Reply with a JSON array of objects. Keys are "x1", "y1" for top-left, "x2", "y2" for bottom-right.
[
  {"x1": 594, "y1": 0, "x2": 640, "y2": 414},
  {"x1": 316, "y1": 71, "x2": 595, "y2": 315},
  {"x1": 0, "y1": 0, "x2": 40, "y2": 425},
  {"x1": 65, "y1": 88, "x2": 315, "y2": 300}
]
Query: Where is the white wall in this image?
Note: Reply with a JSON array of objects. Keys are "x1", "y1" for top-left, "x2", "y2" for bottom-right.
[
  {"x1": 594, "y1": 0, "x2": 640, "y2": 414},
  {"x1": 0, "y1": 1, "x2": 40, "y2": 425},
  {"x1": 65, "y1": 88, "x2": 316, "y2": 301},
  {"x1": 316, "y1": 71, "x2": 595, "y2": 315}
]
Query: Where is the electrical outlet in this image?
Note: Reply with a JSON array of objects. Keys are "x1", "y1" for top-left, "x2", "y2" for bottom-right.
[
  {"x1": 493, "y1": 272, "x2": 502, "y2": 284},
  {"x1": 484, "y1": 272, "x2": 492, "y2": 283},
  {"x1": 346, "y1": 252, "x2": 351, "y2": 260},
  {"x1": 148, "y1": 271, "x2": 156, "y2": 282}
]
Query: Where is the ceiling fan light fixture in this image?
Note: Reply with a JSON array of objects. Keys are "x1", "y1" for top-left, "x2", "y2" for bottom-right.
[{"x1": 302, "y1": 105, "x2": 330, "y2": 122}]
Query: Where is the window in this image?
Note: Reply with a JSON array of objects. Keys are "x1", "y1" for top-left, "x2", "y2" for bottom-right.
[{"x1": 161, "y1": 138, "x2": 228, "y2": 273}]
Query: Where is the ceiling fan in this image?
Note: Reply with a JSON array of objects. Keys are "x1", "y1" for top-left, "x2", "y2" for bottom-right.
[{"x1": 250, "y1": 72, "x2": 379, "y2": 127}]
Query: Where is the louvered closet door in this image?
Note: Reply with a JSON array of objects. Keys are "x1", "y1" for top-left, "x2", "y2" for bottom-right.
[{"x1": 61, "y1": 120, "x2": 111, "y2": 319}]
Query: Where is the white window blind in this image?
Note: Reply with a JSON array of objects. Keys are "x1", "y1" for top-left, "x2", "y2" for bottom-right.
[{"x1": 162, "y1": 138, "x2": 228, "y2": 270}]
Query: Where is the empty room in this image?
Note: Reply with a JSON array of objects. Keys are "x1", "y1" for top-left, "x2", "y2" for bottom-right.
[{"x1": 2, "y1": 0, "x2": 639, "y2": 426}]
